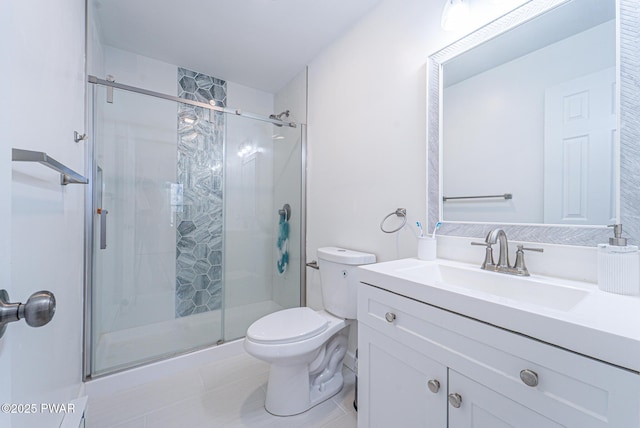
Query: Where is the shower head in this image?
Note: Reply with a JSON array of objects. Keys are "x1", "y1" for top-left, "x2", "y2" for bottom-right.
[{"x1": 269, "y1": 110, "x2": 290, "y2": 127}]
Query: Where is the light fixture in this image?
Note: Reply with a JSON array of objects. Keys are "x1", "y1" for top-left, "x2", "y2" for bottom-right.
[{"x1": 441, "y1": 0, "x2": 471, "y2": 31}]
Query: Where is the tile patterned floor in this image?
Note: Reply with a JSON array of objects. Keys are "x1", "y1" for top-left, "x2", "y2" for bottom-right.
[{"x1": 87, "y1": 352, "x2": 357, "y2": 428}]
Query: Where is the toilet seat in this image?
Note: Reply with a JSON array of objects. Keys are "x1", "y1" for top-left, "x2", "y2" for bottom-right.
[{"x1": 246, "y1": 307, "x2": 329, "y2": 344}]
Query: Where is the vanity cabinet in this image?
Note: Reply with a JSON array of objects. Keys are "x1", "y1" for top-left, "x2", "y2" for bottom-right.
[
  {"x1": 359, "y1": 323, "x2": 447, "y2": 427},
  {"x1": 447, "y1": 370, "x2": 563, "y2": 428},
  {"x1": 357, "y1": 283, "x2": 640, "y2": 428}
]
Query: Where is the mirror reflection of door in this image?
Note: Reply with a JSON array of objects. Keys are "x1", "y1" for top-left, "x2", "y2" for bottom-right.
[{"x1": 543, "y1": 67, "x2": 616, "y2": 225}]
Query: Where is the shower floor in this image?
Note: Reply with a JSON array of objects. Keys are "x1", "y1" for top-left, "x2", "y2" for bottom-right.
[{"x1": 94, "y1": 299, "x2": 283, "y2": 375}]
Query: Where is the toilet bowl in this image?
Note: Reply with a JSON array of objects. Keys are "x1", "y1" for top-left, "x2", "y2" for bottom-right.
[
  {"x1": 245, "y1": 307, "x2": 350, "y2": 415},
  {"x1": 243, "y1": 247, "x2": 376, "y2": 416}
]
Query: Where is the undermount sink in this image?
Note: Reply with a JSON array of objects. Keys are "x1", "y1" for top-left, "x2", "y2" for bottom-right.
[{"x1": 394, "y1": 261, "x2": 589, "y2": 311}]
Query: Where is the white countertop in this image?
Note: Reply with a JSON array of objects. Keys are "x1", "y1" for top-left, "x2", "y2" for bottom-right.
[{"x1": 358, "y1": 257, "x2": 640, "y2": 372}]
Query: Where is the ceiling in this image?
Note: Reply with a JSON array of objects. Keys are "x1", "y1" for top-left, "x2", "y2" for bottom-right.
[{"x1": 92, "y1": 0, "x2": 382, "y2": 93}]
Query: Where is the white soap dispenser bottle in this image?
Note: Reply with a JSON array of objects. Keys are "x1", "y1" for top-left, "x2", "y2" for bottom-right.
[{"x1": 597, "y1": 224, "x2": 640, "y2": 295}]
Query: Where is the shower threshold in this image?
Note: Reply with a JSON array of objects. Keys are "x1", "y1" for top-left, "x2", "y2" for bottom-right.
[{"x1": 92, "y1": 300, "x2": 283, "y2": 376}]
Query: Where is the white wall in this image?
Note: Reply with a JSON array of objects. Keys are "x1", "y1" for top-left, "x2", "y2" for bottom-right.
[
  {"x1": 304, "y1": 0, "x2": 548, "y2": 310},
  {"x1": 0, "y1": 2, "x2": 12, "y2": 426},
  {"x1": 1, "y1": 0, "x2": 85, "y2": 426},
  {"x1": 304, "y1": 0, "x2": 529, "y2": 360},
  {"x1": 101, "y1": 46, "x2": 178, "y2": 94},
  {"x1": 443, "y1": 20, "x2": 615, "y2": 223},
  {"x1": 305, "y1": 0, "x2": 454, "y2": 309},
  {"x1": 275, "y1": 69, "x2": 308, "y2": 126}
]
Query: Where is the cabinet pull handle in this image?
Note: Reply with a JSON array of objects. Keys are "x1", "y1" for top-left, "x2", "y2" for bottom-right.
[
  {"x1": 384, "y1": 312, "x2": 396, "y2": 323},
  {"x1": 520, "y1": 369, "x2": 539, "y2": 387},
  {"x1": 427, "y1": 379, "x2": 440, "y2": 393},
  {"x1": 448, "y1": 393, "x2": 462, "y2": 408}
]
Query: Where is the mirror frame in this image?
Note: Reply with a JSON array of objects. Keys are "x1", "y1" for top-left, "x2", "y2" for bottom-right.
[{"x1": 427, "y1": 0, "x2": 640, "y2": 246}]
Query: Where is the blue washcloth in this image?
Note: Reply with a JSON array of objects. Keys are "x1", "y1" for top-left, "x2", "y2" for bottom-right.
[{"x1": 277, "y1": 215, "x2": 289, "y2": 275}]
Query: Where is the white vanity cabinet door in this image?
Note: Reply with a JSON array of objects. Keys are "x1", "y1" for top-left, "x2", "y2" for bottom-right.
[
  {"x1": 448, "y1": 370, "x2": 563, "y2": 428},
  {"x1": 357, "y1": 323, "x2": 447, "y2": 428}
]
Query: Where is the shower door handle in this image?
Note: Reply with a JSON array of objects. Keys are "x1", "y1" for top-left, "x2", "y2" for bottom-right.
[{"x1": 98, "y1": 208, "x2": 109, "y2": 249}]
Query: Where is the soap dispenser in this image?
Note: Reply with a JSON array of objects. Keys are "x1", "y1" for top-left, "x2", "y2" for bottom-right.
[{"x1": 597, "y1": 224, "x2": 640, "y2": 295}]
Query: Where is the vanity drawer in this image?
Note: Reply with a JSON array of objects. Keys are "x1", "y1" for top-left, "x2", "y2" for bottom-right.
[{"x1": 357, "y1": 283, "x2": 640, "y2": 427}]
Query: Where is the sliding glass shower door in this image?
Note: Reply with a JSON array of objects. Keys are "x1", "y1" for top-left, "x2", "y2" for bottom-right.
[
  {"x1": 89, "y1": 86, "x2": 223, "y2": 376},
  {"x1": 86, "y1": 80, "x2": 304, "y2": 377}
]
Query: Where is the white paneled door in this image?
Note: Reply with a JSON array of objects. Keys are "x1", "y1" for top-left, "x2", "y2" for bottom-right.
[{"x1": 544, "y1": 67, "x2": 617, "y2": 225}]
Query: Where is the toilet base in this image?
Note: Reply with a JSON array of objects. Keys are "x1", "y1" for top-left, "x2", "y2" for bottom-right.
[
  {"x1": 244, "y1": 310, "x2": 352, "y2": 417},
  {"x1": 263, "y1": 332, "x2": 348, "y2": 416},
  {"x1": 265, "y1": 365, "x2": 344, "y2": 416},
  {"x1": 309, "y1": 370, "x2": 344, "y2": 410}
]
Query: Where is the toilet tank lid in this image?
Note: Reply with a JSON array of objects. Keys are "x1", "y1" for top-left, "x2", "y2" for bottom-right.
[{"x1": 317, "y1": 247, "x2": 376, "y2": 265}]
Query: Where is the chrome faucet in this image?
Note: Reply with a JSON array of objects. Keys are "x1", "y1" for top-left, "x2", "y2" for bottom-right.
[
  {"x1": 471, "y1": 228, "x2": 543, "y2": 276},
  {"x1": 486, "y1": 228, "x2": 510, "y2": 269}
]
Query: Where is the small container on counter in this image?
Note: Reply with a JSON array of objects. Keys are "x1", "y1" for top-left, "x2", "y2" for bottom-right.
[{"x1": 597, "y1": 224, "x2": 640, "y2": 296}]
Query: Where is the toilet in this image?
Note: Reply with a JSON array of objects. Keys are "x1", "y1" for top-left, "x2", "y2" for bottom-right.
[{"x1": 244, "y1": 247, "x2": 376, "y2": 416}]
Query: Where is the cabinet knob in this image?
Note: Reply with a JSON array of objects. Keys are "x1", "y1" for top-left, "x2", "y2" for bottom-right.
[
  {"x1": 448, "y1": 393, "x2": 462, "y2": 408},
  {"x1": 427, "y1": 379, "x2": 440, "y2": 393},
  {"x1": 520, "y1": 369, "x2": 539, "y2": 387},
  {"x1": 384, "y1": 312, "x2": 396, "y2": 323}
]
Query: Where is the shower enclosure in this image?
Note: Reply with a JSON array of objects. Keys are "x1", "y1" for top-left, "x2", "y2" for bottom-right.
[{"x1": 83, "y1": 76, "x2": 305, "y2": 378}]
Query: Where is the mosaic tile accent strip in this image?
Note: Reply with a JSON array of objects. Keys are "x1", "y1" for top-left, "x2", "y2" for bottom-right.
[{"x1": 176, "y1": 68, "x2": 227, "y2": 317}]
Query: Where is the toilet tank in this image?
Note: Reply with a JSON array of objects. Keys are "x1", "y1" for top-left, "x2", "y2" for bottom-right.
[{"x1": 317, "y1": 247, "x2": 376, "y2": 319}]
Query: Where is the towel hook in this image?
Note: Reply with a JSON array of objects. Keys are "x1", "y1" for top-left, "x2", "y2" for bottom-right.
[
  {"x1": 278, "y1": 203, "x2": 291, "y2": 221},
  {"x1": 380, "y1": 208, "x2": 407, "y2": 233}
]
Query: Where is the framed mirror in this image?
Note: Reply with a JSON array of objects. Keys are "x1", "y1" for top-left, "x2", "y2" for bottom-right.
[{"x1": 427, "y1": 0, "x2": 640, "y2": 246}]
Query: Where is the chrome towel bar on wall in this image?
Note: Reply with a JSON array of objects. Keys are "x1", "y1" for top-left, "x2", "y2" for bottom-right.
[
  {"x1": 442, "y1": 193, "x2": 512, "y2": 202},
  {"x1": 12, "y1": 148, "x2": 88, "y2": 185}
]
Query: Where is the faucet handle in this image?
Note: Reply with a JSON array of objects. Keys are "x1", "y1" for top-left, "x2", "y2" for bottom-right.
[
  {"x1": 471, "y1": 241, "x2": 495, "y2": 270},
  {"x1": 513, "y1": 245, "x2": 544, "y2": 276},
  {"x1": 517, "y1": 245, "x2": 544, "y2": 253}
]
